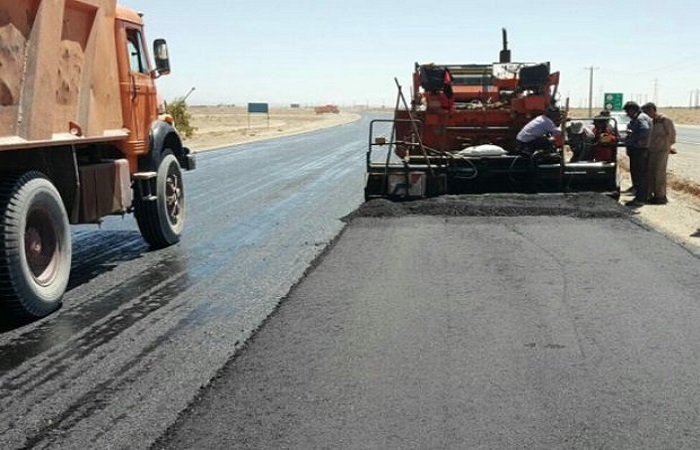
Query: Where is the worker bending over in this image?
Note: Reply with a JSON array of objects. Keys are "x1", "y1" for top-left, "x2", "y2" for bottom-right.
[{"x1": 515, "y1": 106, "x2": 564, "y2": 155}]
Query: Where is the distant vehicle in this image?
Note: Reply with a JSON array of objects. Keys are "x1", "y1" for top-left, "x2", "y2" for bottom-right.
[
  {"x1": 314, "y1": 105, "x2": 340, "y2": 114},
  {"x1": 609, "y1": 111, "x2": 630, "y2": 139}
]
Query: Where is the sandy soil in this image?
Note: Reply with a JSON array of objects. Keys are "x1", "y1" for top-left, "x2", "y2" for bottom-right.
[
  {"x1": 610, "y1": 107, "x2": 700, "y2": 253},
  {"x1": 618, "y1": 150, "x2": 700, "y2": 254},
  {"x1": 185, "y1": 106, "x2": 700, "y2": 253},
  {"x1": 185, "y1": 106, "x2": 360, "y2": 152}
]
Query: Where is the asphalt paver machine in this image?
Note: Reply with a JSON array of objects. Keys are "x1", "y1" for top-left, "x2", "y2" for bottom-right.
[{"x1": 365, "y1": 29, "x2": 620, "y2": 200}]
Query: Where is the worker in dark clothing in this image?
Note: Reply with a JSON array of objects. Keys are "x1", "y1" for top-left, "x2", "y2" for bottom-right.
[
  {"x1": 567, "y1": 121, "x2": 594, "y2": 162},
  {"x1": 622, "y1": 101, "x2": 652, "y2": 206}
]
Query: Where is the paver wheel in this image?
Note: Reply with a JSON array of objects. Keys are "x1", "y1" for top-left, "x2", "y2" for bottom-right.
[
  {"x1": 0, "y1": 172, "x2": 72, "y2": 319},
  {"x1": 134, "y1": 151, "x2": 185, "y2": 249}
]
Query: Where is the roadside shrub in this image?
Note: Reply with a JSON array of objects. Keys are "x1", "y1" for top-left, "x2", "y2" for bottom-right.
[{"x1": 166, "y1": 97, "x2": 196, "y2": 138}]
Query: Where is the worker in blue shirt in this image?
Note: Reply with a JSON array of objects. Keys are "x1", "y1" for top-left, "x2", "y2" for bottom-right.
[{"x1": 622, "y1": 101, "x2": 652, "y2": 206}]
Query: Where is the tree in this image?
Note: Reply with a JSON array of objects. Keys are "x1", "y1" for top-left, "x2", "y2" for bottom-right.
[{"x1": 165, "y1": 97, "x2": 196, "y2": 138}]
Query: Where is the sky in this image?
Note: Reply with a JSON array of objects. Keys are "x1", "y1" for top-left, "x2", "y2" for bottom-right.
[{"x1": 123, "y1": 0, "x2": 700, "y2": 108}]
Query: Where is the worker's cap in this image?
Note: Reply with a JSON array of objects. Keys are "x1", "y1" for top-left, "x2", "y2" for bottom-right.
[
  {"x1": 569, "y1": 121, "x2": 585, "y2": 134},
  {"x1": 623, "y1": 101, "x2": 640, "y2": 112}
]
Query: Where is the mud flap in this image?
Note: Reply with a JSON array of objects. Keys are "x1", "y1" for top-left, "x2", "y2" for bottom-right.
[{"x1": 182, "y1": 152, "x2": 197, "y2": 171}]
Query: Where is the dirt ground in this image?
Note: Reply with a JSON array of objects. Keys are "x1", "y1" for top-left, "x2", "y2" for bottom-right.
[
  {"x1": 582, "y1": 107, "x2": 700, "y2": 252},
  {"x1": 185, "y1": 106, "x2": 700, "y2": 253},
  {"x1": 184, "y1": 106, "x2": 361, "y2": 152}
]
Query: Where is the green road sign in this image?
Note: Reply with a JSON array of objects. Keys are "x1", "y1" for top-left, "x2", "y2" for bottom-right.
[{"x1": 604, "y1": 93, "x2": 623, "y2": 111}]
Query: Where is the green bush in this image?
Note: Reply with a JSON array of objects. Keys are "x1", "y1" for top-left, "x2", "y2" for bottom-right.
[{"x1": 166, "y1": 97, "x2": 196, "y2": 138}]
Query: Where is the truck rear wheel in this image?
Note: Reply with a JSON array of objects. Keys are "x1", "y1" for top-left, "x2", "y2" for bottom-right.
[
  {"x1": 0, "y1": 172, "x2": 71, "y2": 319},
  {"x1": 134, "y1": 152, "x2": 185, "y2": 249}
]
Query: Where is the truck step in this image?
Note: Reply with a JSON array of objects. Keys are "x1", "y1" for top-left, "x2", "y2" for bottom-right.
[{"x1": 132, "y1": 171, "x2": 157, "y2": 180}]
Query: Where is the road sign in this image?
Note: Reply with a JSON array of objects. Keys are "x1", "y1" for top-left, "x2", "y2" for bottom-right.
[
  {"x1": 247, "y1": 102, "x2": 269, "y2": 114},
  {"x1": 247, "y1": 102, "x2": 270, "y2": 129},
  {"x1": 604, "y1": 93, "x2": 623, "y2": 111}
]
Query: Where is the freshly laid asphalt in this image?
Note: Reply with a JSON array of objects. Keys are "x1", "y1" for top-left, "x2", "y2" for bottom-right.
[{"x1": 159, "y1": 195, "x2": 700, "y2": 449}]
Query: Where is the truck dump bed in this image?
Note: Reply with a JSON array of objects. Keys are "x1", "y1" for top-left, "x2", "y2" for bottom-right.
[{"x1": 0, "y1": 0, "x2": 126, "y2": 150}]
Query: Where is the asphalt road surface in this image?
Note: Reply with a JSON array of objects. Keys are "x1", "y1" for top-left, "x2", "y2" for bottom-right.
[
  {"x1": 159, "y1": 196, "x2": 700, "y2": 450},
  {"x1": 676, "y1": 124, "x2": 700, "y2": 146},
  {"x1": 2, "y1": 115, "x2": 700, "y2": 449},
  {"x1": 0, "y1": 115, "x2": 382, "y2": 449}
]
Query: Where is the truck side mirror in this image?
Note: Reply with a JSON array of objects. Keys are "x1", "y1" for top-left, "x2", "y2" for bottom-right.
[{"x1": 153, "y1": 39, "x2": 170, "y2": 76}]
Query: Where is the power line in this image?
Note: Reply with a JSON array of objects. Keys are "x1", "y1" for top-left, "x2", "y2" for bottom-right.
[
  {"x1": 603, "y1": 54, "x2": 700, "y2": 76},
  {"x1": 584, "y1": 66, "x2": 599, "y2": 117}
]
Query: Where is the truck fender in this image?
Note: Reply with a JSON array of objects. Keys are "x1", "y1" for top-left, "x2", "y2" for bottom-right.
[{"x1": 142, "y1": 120, "x2": 194, "y2": 171}]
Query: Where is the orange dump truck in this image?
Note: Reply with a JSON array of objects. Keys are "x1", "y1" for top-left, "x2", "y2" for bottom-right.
[{"x1": 0, "y1": 1, "x2": 196, "y2": 319}]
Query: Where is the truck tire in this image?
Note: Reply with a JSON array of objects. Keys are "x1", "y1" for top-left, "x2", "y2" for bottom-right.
[
  {"x1": 0, "y1": 172, "x2": 71, "y2": 319},
  {"x1": 134, "y1": 151, "x2": 185, "y2": 249}
]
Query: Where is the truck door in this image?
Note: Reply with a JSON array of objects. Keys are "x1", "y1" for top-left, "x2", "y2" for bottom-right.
[{"x1": 122, "y1": 27, "x2": 156, "y2": 151}]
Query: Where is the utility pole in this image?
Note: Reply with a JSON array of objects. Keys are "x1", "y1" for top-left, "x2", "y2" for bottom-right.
[
  {"x1": 653, "y1": 78, "x2": 658, "y2": 105},
  {"x1": 585, "y1": 66, "x2": 599, "y2": 117}
]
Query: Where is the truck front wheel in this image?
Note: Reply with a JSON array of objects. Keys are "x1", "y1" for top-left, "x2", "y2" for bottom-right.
[
  {"x1": 134, "y1": 151, "x2": 186, "y2": 249},
  {"x1": 0, "y1": 172, "x2": 72, "y2": 319}
]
